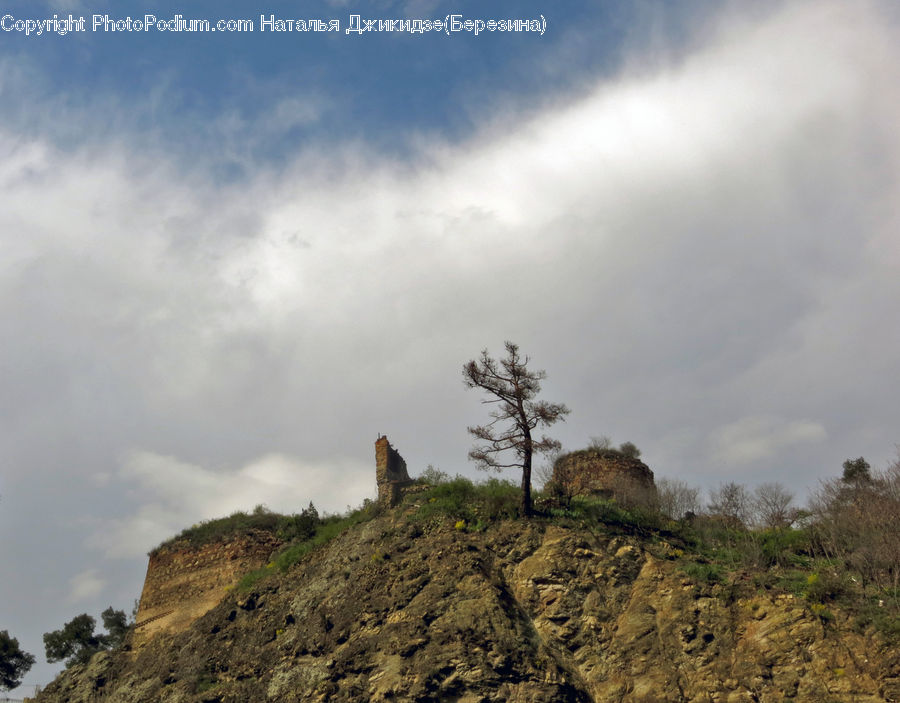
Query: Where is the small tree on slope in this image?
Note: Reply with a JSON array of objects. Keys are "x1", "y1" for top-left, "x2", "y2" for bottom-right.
[{"x1": 44, "y1": 607, "x2": 130, "y2": 668}]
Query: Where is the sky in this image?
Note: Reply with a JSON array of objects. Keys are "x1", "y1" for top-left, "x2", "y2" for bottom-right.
[{"x1": 1, "y1": 0, "x2": 899, "y2": 691}]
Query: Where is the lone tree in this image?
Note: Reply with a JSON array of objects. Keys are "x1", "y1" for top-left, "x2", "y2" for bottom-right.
[
  {"x1": 44, "y1": 607, "x2": 130, "y2": 668},
  {"x1": 1, "y1": 630, "x2": 35, "y2": 691},
  {"x1": 463, "y1": 341, "x2": 569, "y2": 517}
]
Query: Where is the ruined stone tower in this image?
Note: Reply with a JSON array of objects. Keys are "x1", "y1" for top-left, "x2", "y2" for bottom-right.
[
  {"x1": 132, "y1": 530, "x2": 282, "y2": 648},
  {"x1": 375, "y1": 435, "x2": 413, "y2": 507},
  {"x1": 552, "y1": 449, "x2": 657, "y2": 508}
]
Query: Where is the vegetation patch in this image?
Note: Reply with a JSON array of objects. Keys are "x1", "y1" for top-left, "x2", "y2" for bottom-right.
[
  {"x1": 679, "y1": 561, "x2": 725, "y2": 584},
  {"x1": 152, "y1": 503, "x2": 320, "y2": 554},
  {"x1": 411, "y1": 476, "x2": 521, "y2": 527},
  {"x1": 803, "y1": 571, "x2": 850, "y2": 603},
  {"x1": 854, "y1": 594, "x2": 900, "y2": 640},
  {"x1": 237, "y1": 502, "x2": 379, "y2": 591},
  {"x1": 560, "y1": 495, "x2": 664, "y2": 535},
  {"x1": 554, "y1": 443, "x2": 641, "y2": 465},
  {"x1": 195, "y1": 673, "x2": 220, "y2": 694},
  {"x1": 752, "y1": 569, "x2": 810, "y2": 596}
]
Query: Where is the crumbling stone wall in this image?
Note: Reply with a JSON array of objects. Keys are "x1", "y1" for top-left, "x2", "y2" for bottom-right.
[
  {"x1": 133, "y1": 530, "x2": 282, "y2": 648},
  {"x1": 553, "y1": 449, "x2": 657, "y2": 508},
  {"x1": 375, "y1": 436, "x2": 413, "y2": 507}
]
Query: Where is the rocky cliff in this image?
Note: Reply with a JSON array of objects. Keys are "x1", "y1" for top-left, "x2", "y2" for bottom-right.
[{"x1": 35, "y1": 514, "x2": 899, "y2": 702}]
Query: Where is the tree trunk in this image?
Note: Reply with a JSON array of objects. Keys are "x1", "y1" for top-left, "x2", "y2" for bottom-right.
[{"x1": 521, "y1": 432, "x2": 533, "y2": 518}]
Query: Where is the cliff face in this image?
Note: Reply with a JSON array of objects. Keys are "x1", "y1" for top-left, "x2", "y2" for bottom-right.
[
  {"x1": 133, "y1": 530, "x2": 283, "y2": 648},
  {"x1": 37, "y1": 516, "x2": 899, "y2": 703}
]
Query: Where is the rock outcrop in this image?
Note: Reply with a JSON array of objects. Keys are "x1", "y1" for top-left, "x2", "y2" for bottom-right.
[{"x1": 35, "y1": 515, "x2": 898, "y2": 703}]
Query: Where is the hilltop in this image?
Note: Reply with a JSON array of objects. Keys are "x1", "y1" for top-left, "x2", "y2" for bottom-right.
[{"x1": 33, "y1": 484, "x2": 900, "y2": 703}]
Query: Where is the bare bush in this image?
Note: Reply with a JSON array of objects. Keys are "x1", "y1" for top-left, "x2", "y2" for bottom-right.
[
  {"x1": 535, "y1": 447, "x2": 562, "y2": 490},
  {"x1": 418, "y1": 464, "x2": 449, "y2": 486},
  {"x1": 707, "y1": 482, "x2": 751, "y2": 528},
  {"x1": 809, "y1": 457, "x2": 900, "y2": 596},
  {"x1": 586, "y1": 436, "x2": 641, "y2": 459},
  {"x1": 588, "y1": 435, "x2": 612, "y2": 451},
  {"x1": 656, "y1": 478, "x2": 701, "y2": 520},
  {"x1": 752, "y1": 482, "x2": 796, "y2": 529}
]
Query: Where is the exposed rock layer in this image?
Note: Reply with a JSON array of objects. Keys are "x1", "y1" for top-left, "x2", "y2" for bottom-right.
[{"x1": 36, "y1": 516, "x2": 898, "y2": 702}]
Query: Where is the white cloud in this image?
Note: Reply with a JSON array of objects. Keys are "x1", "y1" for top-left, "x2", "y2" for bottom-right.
[
  {"x1": 89, "y1": 451, "x2": 373, "y2": 558},
  {"x1": 68, "y1": 569, "x2": 106, "y2": 603},
  {"x1": 708, "y1": 416, "x2": 827, "y2": 468}
]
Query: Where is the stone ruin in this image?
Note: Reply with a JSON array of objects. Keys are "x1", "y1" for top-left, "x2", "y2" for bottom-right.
[
  {"x1": 132, "y1": 531, "x2": 282, "y2": 649},
  {"x1": 552, "y1": 448, "x2": 657, "y2": 508},
  {"x1": 375, "y1": 435, "x2": 414, "y2": 507}
]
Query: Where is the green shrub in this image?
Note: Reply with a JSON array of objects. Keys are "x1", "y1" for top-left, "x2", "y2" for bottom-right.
[
  {"x1": 690, "y1": 515, "x2": 747, "y2": 549},
  {"x1": 412, "y1": 476, "x2": 523, "y2": 524},
  {"x1": 478, "y1": 479, "x2": 521, "y2": 521},
  {"x1": 414, "y1": 476, "x2": 478, "y2": 523},
  {"x1": 680, "y1": 561, "x2": 724, "y2": 584},
  {"x1": 804, "y1": 571, "x2": 850, "y2": 603},
  {"x1": 757, "y1": 528, "x2": 813, "y2": 568},
  {"x1": 152, "y1": 503, "x2": 323, "y2": 554},
  {"x1": 275, "y1": 503, "x2": 319, "y2": 542},
  {"x1": 564, "y1": 495, "x2": 663, "y2": 534},
  {"x1": 275, "y1": 509, "x2": 373, "y2": 571},
  {"x1": 417, "y1": 464, "x2": 449, "y2": 486},
  {"x1": 855, "y1": 598, "x2": 900, "y2": 643},
  {"x1": 752, "y1": 569, "x2": 810, "y2": 596},
  {"x1": 237, "y1": 503, "x2": 378, "y2": 590},
  {"x1": 808, "y1": 602, "x2": 835, "y2": 623}
]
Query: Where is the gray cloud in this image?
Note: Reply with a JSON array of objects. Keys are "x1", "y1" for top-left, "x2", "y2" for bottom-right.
[
  {"x1": 708, "y1": 416, "x2": 827, "y2": 468},
  {"x1": 67, "y1": 570, "x2": 106, "y2": 604}
]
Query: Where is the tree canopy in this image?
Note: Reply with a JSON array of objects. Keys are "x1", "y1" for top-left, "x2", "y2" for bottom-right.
[
  {"x1": 841, "y1": 457, "x2": 871, "y2": 484},
  {"x1": 0, "y1": 630, "x2": 35, "y2": 691},
  {"x1": 44, "y1": 607, "x2": 130, "y2": 668}
]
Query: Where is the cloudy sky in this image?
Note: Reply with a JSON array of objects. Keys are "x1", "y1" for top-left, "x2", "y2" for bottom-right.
[{"x1": 1, "y1": 0, "x2": 898, "y2": 690}]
